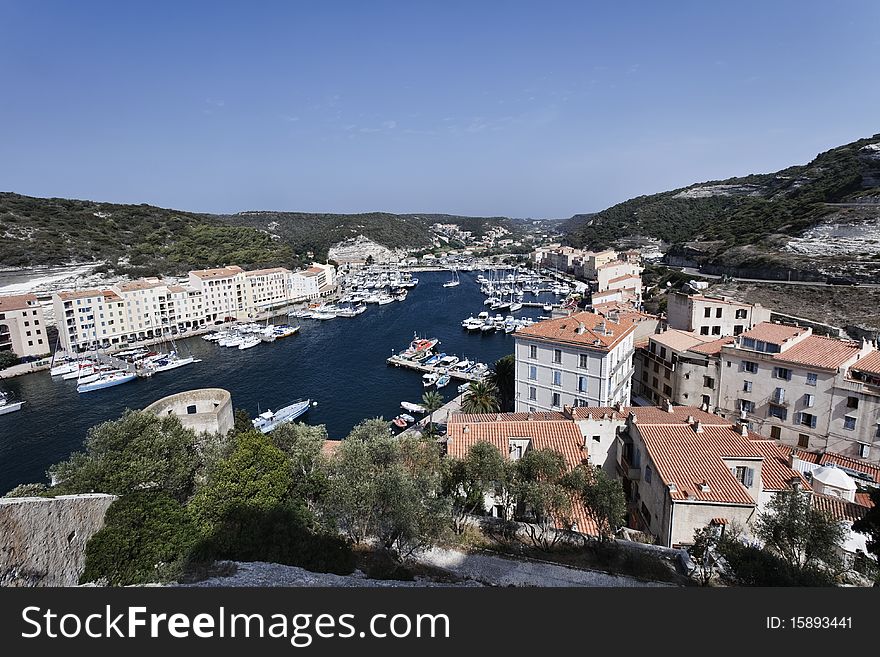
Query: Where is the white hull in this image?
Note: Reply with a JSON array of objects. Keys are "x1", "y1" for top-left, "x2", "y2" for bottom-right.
[
  {"x1": 77, "y1": 372, "x2": 137, "y2": 393},
  {"x1": 153, "y1": 356, "x2": 198, "y2": 372},
  {"x1": 0, "y1": 400, "x2": 24, "y2": 415}
]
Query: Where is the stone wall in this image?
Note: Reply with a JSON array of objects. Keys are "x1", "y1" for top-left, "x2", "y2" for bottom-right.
[{"x1": 0, "y1": 493, "x2": 116, "y2": 587}]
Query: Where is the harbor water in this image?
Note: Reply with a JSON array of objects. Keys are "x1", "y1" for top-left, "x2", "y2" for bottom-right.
[{"x1": 0, "y1": 270, "x2": 555, "y2": 493}]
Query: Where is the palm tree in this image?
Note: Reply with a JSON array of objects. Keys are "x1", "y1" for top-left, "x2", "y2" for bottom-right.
[
  {"x1": 489, "y1": 354, "x2": 515, "y2": 411},
  {"x1": 461, "y1": 380, "x2": 500, "y2": 414},
  {"x1": 421, "y1": 390, "x2": 444, "y2": 435}
]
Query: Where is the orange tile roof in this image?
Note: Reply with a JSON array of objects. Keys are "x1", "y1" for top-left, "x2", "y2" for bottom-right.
[
  {"x1": 812, "y1": 493, "x2": 871, "y2": 523},
  {"x1": 854, "y1": 492, "x2": 875, "y2": 508},
  {"x1": 638, "y1": 424, "x2": 763, "y2": 505},
  {"x1": 740, "y1": 322, "x2": 808, "y2": 345},
  {"x1": 749, "y1": 440, "x2": 809, "y2": 491},
  {"x1": 56, "y1": 288, "x2": 104, "y2": 301},
  {"x1": 607, "y1": 274, "x2": 641, "y2": 285},
  {"x1": 772, "y1": 335, "x2": 861, "y2": 371},
  {"x1": 190, "y1": 266, "x2": 244, "y2": 279},
  {"x1": 782, "y1": 446, "x2": 880, "y2": 484},
  {"x1": 688, "y1": 336, "x2": 735, "y2": 356},
  {"x1": 450, "y1": 412, "x2": 568, "y2": 423},
  {"x1": 0, "y1": 293, "x2": 39, "y2": 312},
  {"x1": 851, "y1": 350, "x2": 880, "y2": 376},
  {"x1": 515, "y1": 311, "x2": 637, "y2": 351},
  {"x1": 650, "y1": 329, "x2": 714, "y2": 353}
]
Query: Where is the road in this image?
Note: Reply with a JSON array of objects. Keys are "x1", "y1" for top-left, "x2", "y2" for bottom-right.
[{"x1": 666, "y1": 266, "x2": 880, "y2": 288}]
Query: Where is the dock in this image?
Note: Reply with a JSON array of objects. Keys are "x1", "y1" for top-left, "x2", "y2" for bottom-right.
[{"x1": 386, "y1": 354, "x2": 488, "y2": 382}]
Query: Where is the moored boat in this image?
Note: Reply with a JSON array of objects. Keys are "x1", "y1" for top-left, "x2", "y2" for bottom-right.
[
  {"x1": 0, "y1": 390, "x2": 24, "y2": 415},
  {"x1": 401, "y1": 401, "x2": 427, "y2": 414},
  {"x1": 76, "y1": 371, "x2": 137, "y2": 393},
  {"x1": 252, "y1": 399, "x2": 314, "y2": 433}
]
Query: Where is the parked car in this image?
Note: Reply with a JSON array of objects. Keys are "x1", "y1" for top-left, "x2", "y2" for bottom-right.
[{"x1": 826, "y1": 276, "x2": 859, "y2": 286}]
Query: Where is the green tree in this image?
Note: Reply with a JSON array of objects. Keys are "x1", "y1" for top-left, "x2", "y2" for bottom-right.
[
  {"x1": 421, "y1": 390, "x2": 444, "y2": 434},
  {"x1": 688, "y1": 525, "x2": 722, "y2": 586},
  {"x1": 754, "y1": 487, "x2": 846, "y2": 575},
  {"x1": 346, "y1": 417, "x2": 392, "y2": 442},
  {"x1": 565, "y1": 465, "x2": 626, "y2": 541},
  {"x1": 460, "y1": 379, "x2": 500, "y2": 414},
  {"x1": 270, "y1": 422, "x2": 331, "y2": 510},
  {"x1": 324, "y1": 434, "x2": 449, "y2": 559},
  {"x1": 515, "y1": 448, "x2": 573, "y2": 551},
  {"x1": 0, "y1": 351, "x2": 19, "y2": 370},
  {"x1": 80, "y1": 491, "x2": 199, "y2": 585},
  {"x1": 852, "y1": 487, "x2": 880, "y2": 563},
  {"x1": 232, "y1": 408, "x2": 253, "y2": 435},
  {"x1": 3, "y1": 482, "x2": 49, "y2": 498},
  {"x1": 49, "y1": 411, "x2": 201, "y2": 503},
  {"x1": 489, "y1": 354, "x2": 515, "y2": 411},
  {"x1": 442, "y1": 441, "x2": 506, "y2": 532}
]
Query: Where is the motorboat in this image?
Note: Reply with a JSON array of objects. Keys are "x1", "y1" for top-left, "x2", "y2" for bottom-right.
[
  {"x1": 424, "y1": 353, "x2": 445, "y2": 366},
  {"x1": 470, "y1": 363, "x2": 489, "y2": 377},
  {"x1": 252, "y1": 399, "x2": 314, "y2": 433},
  {"x1": 399, "y1": 413, "x2": 416, "y2": 424},
  {"x1": 401, "y1": 401, "x2": 427, "y2": 414},
  {"x1": 76, "y1": 371, "x2": 137, "y2": 393},
  {"x1": 480, "y1": 320, "x2": 495, "y2": 333},
  {"x1": 0, "y1": 390, "x2": 24, "y2": 415},
  {"x1": 450, "y1": 359, "x2": 472, "y2": 372},
  {"x1": 435, "y1": 374, "x2": 451, "y2": 389},
  {"x1": 401, "y1": 337, "x2": 439, "y2": 358},
  {"x1": 238, "y1": 335, "x2": 262, "y2": 350},
  {"x1": 392, "y1": 416, "x2": 408, "y2": 429},
  {"x1": 311, "y1": 311, "x2": 337, "y2": 320},
  {"x1": 461, "y1": 316, "x2": 483, "y2": 331},
  {"x1": 437, "y1": 355, "x2": 460, "y2": 368},
  {"x1": 457, "y1": 382, "x2": 472, "y2": 395},
  {"x1": 423, "y1": 372, "x2": 440, "y2": 387},
  {"x1": 152, "y1": 351, "x2": 199, "y2": 372},
  {"x1": 377, "y1": 294, "x2": 394, "y2": 305}
]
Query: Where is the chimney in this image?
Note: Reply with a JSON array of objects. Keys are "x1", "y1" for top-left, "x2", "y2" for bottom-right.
[
  {"x1": 527, "y1": 411, "x2": 534, "y2": 421},
  {"x1": 463, "y1": 425, "x2": 469, "y2": 433},
  {"x1": 693, "y1": 420, "x2": 703, "y2": 433},
  {"x1": 737, "y1": 421, "x2": 748, "y2": 437},
  {"x1": 613, "y1": 401, "x2": 623, "y2": 412},
  {"x1": 576, "y1": 322, "x2": 586, "y2": 334},
  {"x1": 698, "y1": 480, "x2": 711, "y2": 493},
  {"x1": 664, "y1": 399, "x2": 674, "y2": 413},
  {"x1": 686, "y1": 415, "x2": 695, "y2": 424},
  {"x1": 562, "y1": 404, "x2": 574, "y2": 420}
]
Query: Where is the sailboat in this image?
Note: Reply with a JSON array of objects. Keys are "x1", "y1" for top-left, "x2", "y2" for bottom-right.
[{"x1": 442, "y1": 267, "x2": 460, "y2": 288}]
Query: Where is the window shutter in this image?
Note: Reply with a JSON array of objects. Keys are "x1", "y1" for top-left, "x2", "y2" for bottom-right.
[
  {"x1": 810, "y1": 415, "x2": 817, "y2": 429},
  {"x1": 745, "y1": 468, "x2": 754, "y2": 487},
  {"x1": 795, "y1": 412, "x2": 801, "y2": 424}
]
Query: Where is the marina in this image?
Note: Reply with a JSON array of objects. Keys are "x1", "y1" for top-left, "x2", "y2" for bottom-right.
[{"x1": 0, "y1": 269, "x2": 560, "y2": 492}]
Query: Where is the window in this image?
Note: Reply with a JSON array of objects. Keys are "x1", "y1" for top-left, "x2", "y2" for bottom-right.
[
  {"x1": 578, "y1": 376, "x2": 587, "y2": 393},
  {"x1": 734, "y1": 466, "x2": 754, "y2": 487},
  {"x1": 711, "y1": 326, "x2": 721, "y2": 335},
  {"x1": 804, "y1": 394, "x2": 815, "y2": 408},
  {"x1": 652, "y1": 377, "x2": 659, "y2": 389},
  {"x1": 768, "y1": 405, "x2": 787, "y2": 421},
  {"x1": 653, "y1": 362, "x2": 659, "y2": 373},
  {"x1": 186, "y1": 404, "x2": 197, "y2": 415},
  {"x1": 642, "y1": 370, "x2": 648, "y2": 382},
  {"x1": 733, "y1": 324, "x2": 744, "y2": 336},
  {"x1": 528, "y1": 365, "x2": 537, "y2": 381},
  {"x1": 663, "y1": 384, "x2": 672, "y2": 396},
  {"x1": 844, "y1": 416, "x2": 857, "y2": 431},
  {"x1": 579, "y1": 354, "x2": 588, "y2": 369},
  {"x1": 704, "y1": 307, "x2": 712, "y2": 318},
  {"x1": 703, "y1": 376, "x2": 715, "y2": 389},
  {"x1": 529, "y1": 345, "x2": 537, "y2": 359},
  {"x1": 551, "y1": 392, "x2": 561, "y2": 408},
  {"x1": 553, "y1": 370, "x2": 562, "y2": 386},
  {"x1": 743, "y1": 361, "x2": 758, "y2": 374},
  {"x1": 700, "y1": 326, "x2": 709, "y2": 335},
  {"x1": 798, "y1": 412, "x2": 817, "y2": 429},
  {"x1": 701, "y1": 394, "x2": 711, "y2": 407},
  {"x1": 743, "y1": 380, "x2": 752, "y2": 393},
  {"x1": 528, "y1": 386, "x2": 536, "y2": 401},
  {"x1": 659, "y1": 346, "x2": 666, "y2": 359},
  {"x1": 735, "y1": 309, "x2": 747, "y2": 319},
  {"x1": 645, "y1": 465, "x2": 652, "y2": 483},
  {"x1": 713, "y1": 307, "x2": 721, "y2": 318},
  {"x1": 773, "y1": 367, "x2": 792, "y2": 381},
  {"x1": 770, "y1": 426, "x2": 781, "y2": 440},
  {"x1": 798, "y1": 434, "x2": 809, "y2": 448},
  {"x1": 772, "y1": 387, "x2": 785, "y2": 404},
  {"x1": 858, "y1": 443, "x2": 871, "y2": 459},
  {"x1": 847, "y1": 396, "x2": 859, "y2": 409},
  {"x1": 806, "y1": 372, "x2": 817, "y2": 386},
  {"x1": 740, "y1": 399, "x2": 755, "y2": 413},
  {"x1": 553, "y1": 349, "x2": 562, "y2": 364}
]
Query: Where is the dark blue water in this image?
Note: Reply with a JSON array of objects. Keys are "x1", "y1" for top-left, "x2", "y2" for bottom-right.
[{"x1": 0, "y1": 271, "x2": 553, "y2": 492}]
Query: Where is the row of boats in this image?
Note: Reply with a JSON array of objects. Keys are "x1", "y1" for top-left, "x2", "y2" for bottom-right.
[
  {"x1": 461, "y1": 311, "x2": 537, "y2": 334},
  {"x1": 202, "y1": 323, "x2": 300, "y2": 349}
]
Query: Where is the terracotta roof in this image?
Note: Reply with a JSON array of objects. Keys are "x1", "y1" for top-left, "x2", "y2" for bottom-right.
[
  {"x1": 851, "y1": 350, "x2": 880, "y2": 376},
  {"x1": 102, "y1": 291, "x2": 122, "y2": 302},
  {"x1": 591, "y1": 290, "x2": 623, "y2": 301},
  {"x1": 56, "y1": 288, "x2": 104, "y2": 301},
  {"x1": 606, "y1": 274, "x2": 641, "y2": 285},
  {"x1": 688, "y1": 336, "x2": 735, "y2": 356},
  {"x1": 650, "y1": 329, "x2": 714, "y2": 353},
  {"x1": 515, "y1": 311, "x2": 637, "y2": 351},
  {"x1": 750, "y1": 440, "x2": 809, "y2": 491},
  {"x1": 854, "y1": 492, "x2": 875, "y2": 508},
  {"x1": 772, "y1": 335, "x2": 861, "y2": 371},
  {"x1": 783, "y1": 446, "x2": 880, "y2": 484},
  {"x1": 0, "y1": 293, "x2": 39, "y2": 312},
  {"x1": 450, "y1": 412, "x2": 568, "y2": 423},
  {"x1": 190, "y1": 266, "x2": 244, "y2": 279},
  {"x1": 116, "y1": 278, "x2": 166, "y2": 292},
  {"x1": 812, "y1": 493, "x2": 871, "y2": 523},
  {"x1": 740, "y1": 322, "x2": 808, "y2": 346},
  {"x1": 638, "y1": 425, "x2": 763, "y2": 505},
  {"x1": 244, "y1": 267, "x2": 290, "y2": 277}
]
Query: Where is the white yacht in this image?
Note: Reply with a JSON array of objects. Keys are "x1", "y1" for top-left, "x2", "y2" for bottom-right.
[
  {"x1": 252, "y1": 399, "x2": 314, "y2": 433},
  {"x1": 0, "y1": 391, "x2": 24, "y2": 415}
]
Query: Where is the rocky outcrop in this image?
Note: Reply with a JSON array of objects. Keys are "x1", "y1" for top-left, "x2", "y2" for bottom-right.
[{"x1": 0, "y1": 494, "x2": 116, "y2": 587}]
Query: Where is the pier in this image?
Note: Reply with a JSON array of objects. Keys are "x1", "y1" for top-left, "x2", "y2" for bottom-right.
[{"x1": 386, "y1": 354, "x2": 488, "y2": 382}]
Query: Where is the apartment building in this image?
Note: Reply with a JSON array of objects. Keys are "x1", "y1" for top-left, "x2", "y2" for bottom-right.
[
  {"x1": 188, "y1": 266, "x2": 245, "y2": 323},
  {"x1": 667, "y1": 292, "x2": 771, "y2": 337},
  {"x1": 614, "y1": 405, "x2": 805, "y2": 546},
  {"x1": 596, "y1": 260, "x2": 643, "y2": 302},
  {"x1": 716, "y1": 322, "x2": 877, "y2": 461},
  {"x1": 240, "y1": 267, "x2": 295, "y2": 316},
  {"x1": 514, "y1": 311, "x2": 638, "y2": 412},
  {"x1": 0, "y1": 293, "x2": 49, "y2": 359}
]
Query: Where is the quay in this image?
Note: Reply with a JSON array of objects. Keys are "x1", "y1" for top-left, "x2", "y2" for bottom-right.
[{"x1": 386, "y1": 354, "x2": 487, "y2": 382}]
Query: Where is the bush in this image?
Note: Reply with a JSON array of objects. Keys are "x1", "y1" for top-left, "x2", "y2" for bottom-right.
[
  {"x1": 717, "y1": 538, "x2": 836, "y2": 586},
  {"x1": 81, "y1": 492, "x2": 199, "y2": 585}
]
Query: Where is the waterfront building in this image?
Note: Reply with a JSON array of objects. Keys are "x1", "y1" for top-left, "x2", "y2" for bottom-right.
[
  {"x1": 513, "y1": 311, "x2": 639, "y2": 412},
  {"x1": 666, "y1": 292, "x2": 771, "y2": 337},
  {"x1": 595, "y1": 260, "x2": 643, "y2": 302},
  {"x1": 0, "y1": 293, "x2": 49, "y2": 359}
]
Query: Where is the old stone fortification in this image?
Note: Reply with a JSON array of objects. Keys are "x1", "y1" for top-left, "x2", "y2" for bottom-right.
[
  {"x1": 0, "y1": 493, "x2": 116, "y2": 586},
  {"x1": 144, "y1": 388, "x2": 234, "y2": 435}
]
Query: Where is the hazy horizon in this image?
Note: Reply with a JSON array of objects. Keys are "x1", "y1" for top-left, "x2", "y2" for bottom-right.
[{"x1": 2, "y1": 0, "x2": 879, "y2": 218}]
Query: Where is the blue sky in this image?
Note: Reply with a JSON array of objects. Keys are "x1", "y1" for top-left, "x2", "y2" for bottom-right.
[{"x1": 1, "y1": 1, "x2": 878, "y2": 218}]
